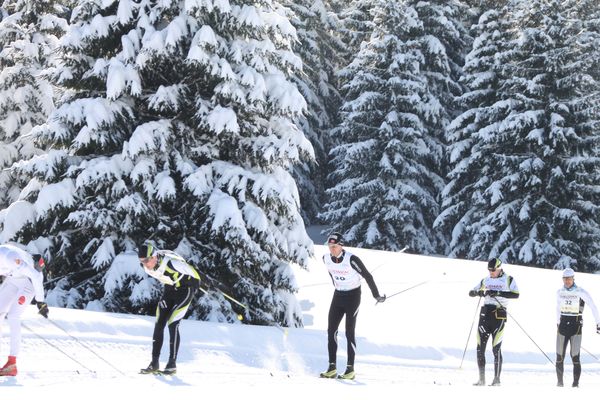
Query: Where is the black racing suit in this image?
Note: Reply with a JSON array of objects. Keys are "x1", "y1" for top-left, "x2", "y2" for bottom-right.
[
  {"x1": 469, "y1": 273, "x2": 519, "y2": 384},
  {"x1": 325, "y1": 251, "x2": 381, "y2": 367},
  {"x1": 145, "y1": 251, "x2": 201, "y2": 366},
  {"x1": 152, "y1": 278, "x2": 198, "y2": 364}
]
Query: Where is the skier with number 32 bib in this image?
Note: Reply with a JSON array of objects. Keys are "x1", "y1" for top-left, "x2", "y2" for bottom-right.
[{"x1": 555, "y1": 267, "x2": 600, "y2": 388}]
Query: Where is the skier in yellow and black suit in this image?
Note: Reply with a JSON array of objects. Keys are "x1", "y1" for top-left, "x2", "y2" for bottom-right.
[
  {"x1": 468, "y1": 258, "x2": 519, "y2": 386},
  {"x1": 138, "y1": 243, "x2": 200, "y2": 375}
]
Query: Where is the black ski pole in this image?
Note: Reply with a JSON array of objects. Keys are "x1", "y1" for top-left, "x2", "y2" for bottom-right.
[
  {"x1": 199, "y1": 286, "x2": 288, "y2": 334},
  {"x1": 581, "y1": 346, "x2": 600, "y2": 361},
  {"x1": 199, "y1": 271, "x2": 291, "y2": 333},
  {"x1": 371, "y1": 246, "x2": 409, "y2": 274},
  {"x1": 45, "y1": 318, "x2": 127, "y2": 376},
  {"x1": 387, "y1": 280, "x2": 429, "y2": 300},
  {"x1": 459, "y1": 297, "x2": 481, "y2": 369},
  {"x1": 374, "y1": 280, "x2": 429, "y2": 306},
  {"x1": 22, "y1": 321, "x2": 95, "y2": 374},
  {"x1": 491, "y1": 297, "x2": 554, "y2": 366}
]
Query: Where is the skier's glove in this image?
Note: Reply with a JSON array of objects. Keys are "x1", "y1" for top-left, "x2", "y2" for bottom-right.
[
  {"x1": 596, "y1": 324, "x2": 600, "y2": 334},
  {"x1": 37, "y1": 302, "x2": 49, "y2": 318},
  {"x1": 485, "y1": 290, "x2": 500, "y2": 297},
  {"x1": 375, "y1": 295, "x2": 386, "y2": 303},
  {"x1": 469, "y1": 290, "x2": 485, "y2": 297}
]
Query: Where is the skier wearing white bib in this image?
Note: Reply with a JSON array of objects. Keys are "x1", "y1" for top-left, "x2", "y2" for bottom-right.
[
  {"x1": 319, "y1": 232, "x2": 386, "y2": 380},
  {"x1": 138, "y1": 243, "x2": 201, "y2": 375},
  {"x1": 468, "y1": 258, "x2": 519, "y2": 386},
  {"x1": 0, "y1": 244, "x2": 47, "y2": 376},
  {"x1": 555, "y1": 267, "x2": 600, "y2": 387}
]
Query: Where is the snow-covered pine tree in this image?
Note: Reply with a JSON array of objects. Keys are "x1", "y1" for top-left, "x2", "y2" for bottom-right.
[
  {"x1": 320, "y1": 0, "x2": 446, "y2": 252},
  {"x1": 408, "y1": 0, "x2": 472, "y2": 170},
  {"x1": 579, "y1": 0, "x2": 600, "y2": 82},
  {"x1": 441, "y1": 0, "x2": 600, "y2": 271},
  {"x1": 0, "y1": 0, "x2": 68, "y2": 212},
  {"x1": 322, "y1": 0, "x2": 471, "y2": 253},
  {"x1": 281, "y1": 0, "x2": 342, "y2": 224},
  {"x1": 176, "y1": 0, "x2": 314, "y2": 326},
  {"x1": 336, "y1": 0, "x2": 376, "y2": 65},
  {"x1": 6, "y1": 0, "x2": 314, "y2": 325},
  {"x1": 436, "y1": 1, "x2": 514, "y2": 258}
]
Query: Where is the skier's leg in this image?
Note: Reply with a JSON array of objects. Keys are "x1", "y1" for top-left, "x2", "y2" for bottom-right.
[
  {"x1": 343, "y1": 291, "x2": 361, "y2": 367},
  {"x1": 152, "y1": 298, "x2": 171, "y2": 362},
  {"x1": 166, "y1": 320, "x2": 180, "y2": 368},
  {"x1": 166, "y1": 287, "x2": 194, "y2": 364},
  {"x1": 1, "y1": 281, "x2": 32, "y2": 376},
  {"x1": 0, "y1": 281, "x2": 17, "y2": 330},
  {"x1": 570, "y1": 334, "x2": 582, "y2": 387},
  {"x1": 475, "y1": 312, "x2": 490, "y2": 384},
  {"x1": 6, "y1": 295, "x2": 30, "y2": 357},
  {"x1": 555, "y1": 333, "x2": 568, "y2": 386},
  {"x1": 491, "y1": 319, "x2": 505, "y2": 384},
  {"x1": 327, "y1": 295, "x2": 344, "y2": 365}
]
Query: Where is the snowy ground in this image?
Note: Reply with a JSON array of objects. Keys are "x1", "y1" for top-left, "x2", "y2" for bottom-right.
[{"x1": 3, "y1": 246, "x2": 600, "y2": 398}]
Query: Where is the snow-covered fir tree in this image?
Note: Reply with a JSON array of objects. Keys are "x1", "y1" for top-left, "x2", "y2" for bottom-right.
[
  {"x1": 4, "y1": 0, "x2": 314, "y2": 326},
  {"x1": 579, "y1": 0, "x2": 600, "y2": 82},
  {"x1": 321, "y1": 0, "x2": 471, "y2": 253},
  {"x1": 0, "y1": 0, "x2": 68, "y2": 211},
  {"x1": 320, "y1": 0, "x2": 447, "y2": 252},
  {"x1": 408, "y1": 0, "x2": 471, "y2": 167},
  {"x1": 336, "y1": 0, "x2": 376, "y2": 66},
  {"x1": 281, "y1": 0, "x2": 342, "y2": 224},
  {"x1": 439, "y1": 0, "x2": 600, "y2": 271},
  {"x1": 436, "y1": 1, "x2": 514, "y2": 258}
]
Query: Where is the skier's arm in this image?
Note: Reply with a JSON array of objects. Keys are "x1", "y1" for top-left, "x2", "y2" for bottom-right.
[
  {"x1": 349, "y1": 255, "x2": 381, "y2": 298},
  {"x1": 168, "y1": 259, "x2": 201, "y2": 288},
  {"x1": 580, "y1": 288, "x2": 600, "y2": 325},
  {"x1": 469, "y1": 280, "x2": 485, "y2": 297},
  {"x1": 490, "y1": 276, "x2": 519, "y2": 299},
  {"x1": 32, "y1": 272, "x2": 45, "y2": 302},
  {"x1": 556, "y1": 290, "x2": 562, "y2": 324},
  {"x1": 498, "y1": 291, "x2": 519, "y2": 299}
]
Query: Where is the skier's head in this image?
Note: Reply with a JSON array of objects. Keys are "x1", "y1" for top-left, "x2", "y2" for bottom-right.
[
  {"x1": 562, "y1": 268, "x2": 575, "y2": 288},
  {"x1": 138, "y1": 243, "x2": 158, "y2": 269},
  {"x1": 562, "y1": 268, "x2": 575, "y2": 278},
  {"x1": 487, "y1": 258, "x2": 502, "y2": 271},
  {"x1": 325, "y1": 232, "x2": 344, "y2": 247},
  {"x1": 325, "y1": 232, "x2": 344, "y2": 258},
  {"x1": 32, "y1": 254, "x2": 45, "y2": 272},
  {"x1": 561, "y1": 267, "x2": 575, "y2": 286}
]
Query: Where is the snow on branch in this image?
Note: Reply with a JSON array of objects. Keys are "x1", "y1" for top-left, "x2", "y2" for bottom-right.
[
  {"x1": 124, "y1": 120, "x2": 172, "y2": 157},
  {"x1": 0, "y1": 200, "x2": 35, "y2": 242},
  {"x1": 34, "y1": 179, "x2": 77, "y2": 216}
]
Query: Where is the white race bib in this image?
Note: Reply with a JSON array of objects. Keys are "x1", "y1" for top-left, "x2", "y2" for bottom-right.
[{"x1": 559, "y1": 292, "x2": 580, "y2": 315}]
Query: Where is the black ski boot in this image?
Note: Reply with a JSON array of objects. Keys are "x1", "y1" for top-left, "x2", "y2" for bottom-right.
[
  {"x1": 319, "y1": 363, "x2": 337, "y2": 378},
  {"x1": 163, "y1": 359, "x2": 177, "y2": 375},
  {"x1": 338, "y1": 365, "x2": 355, "y2": 380},
  {"x1": 473, "y1": 370, "x2": 485, "y2": 386},
  {"x1": 140, "y1": 359, "x2": 159, "y2": 374}
]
